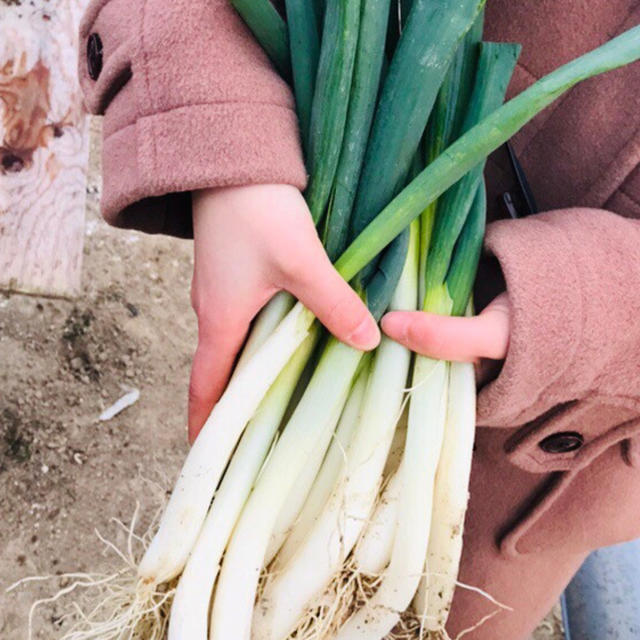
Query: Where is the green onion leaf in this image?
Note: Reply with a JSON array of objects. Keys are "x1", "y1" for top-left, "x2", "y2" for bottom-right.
[
  {"x1": 424, "y1": 12, "x2": 484, "y2": 165},
  {"x1": 365, "y1": 229, "x2": 410, "y2": 320},
  {"x1": 323, "y1": 0, "x2": 391, "y2": 261},
  {"x1": 423, "y1": 41, "x2": 520, "y2": 311},
  {"x1": 229, "y1": 0, "x2": 291, "y2": 78},
  {"x1": 336, "y1": 24, "x2": 640, "y2": 282},
  {"x1": 446, "y1": 180, "x2": 486, "y2": 316},
  {"x1": 350, "y1": 0, "x2": 486, "y2": 246},
  {"x1": 285, "y1": 1, "x2": 321, "y2": 152},
  {"x1": 306, "y1": 0, "x2": 362, "y2": 224}
]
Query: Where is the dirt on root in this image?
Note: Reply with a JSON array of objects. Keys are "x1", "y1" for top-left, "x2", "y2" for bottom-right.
[{"x1": 0, "y1": 118, "x2": 564, "y2": 639}]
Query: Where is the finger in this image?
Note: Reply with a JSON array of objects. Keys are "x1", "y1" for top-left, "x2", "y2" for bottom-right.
[
  {"x1": 381, "y1": 295, "x2": 510, "y2": 362},
  {"x1": 188, "y1": 314, "x2": 252, "y2": 444},
  {"x1": 283, "y1": 242, "x2": 380, "y2": 351}
]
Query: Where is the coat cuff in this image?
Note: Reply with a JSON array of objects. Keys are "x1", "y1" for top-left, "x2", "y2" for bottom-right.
[
  {"x1": 78, "y1": 0, "x2": 308, "y2": 237},
  {"x1": 477, "y1": 210, "x2": 589, "y2": 427},
  {"x1": 101, "y1": 101, "x2": 307, "y2": 237}
]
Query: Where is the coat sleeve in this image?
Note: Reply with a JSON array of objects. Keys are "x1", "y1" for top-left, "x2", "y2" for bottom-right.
[
  {"x1": 78, "y1": 0, "x2": 307, "y2": 237},
  {"x1": 477, "y1": 208, "x2": 640, "y2": 429}
]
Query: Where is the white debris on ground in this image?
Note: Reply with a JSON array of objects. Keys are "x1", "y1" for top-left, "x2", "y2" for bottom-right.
[{"x1": 99, "y1": 389, "x2": 141, "y2": 422}]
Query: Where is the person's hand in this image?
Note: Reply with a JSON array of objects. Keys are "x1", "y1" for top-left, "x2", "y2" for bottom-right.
[
  {"x1": 381, "y1": 293, "x2": 511, "y2": 382},
  {"x1": 189, "y1": 183, "x2": 380, "y2": 443}
]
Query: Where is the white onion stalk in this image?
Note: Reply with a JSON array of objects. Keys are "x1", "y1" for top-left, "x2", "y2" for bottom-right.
[
  {"x1": 336, "y1": 356, "x2": 449, "y2": 639},
  {"x1": 272, "y1": 366, "x2": 370, "y2": 569},
  {"x1": 265, "y1": 388, "x2": 349, "y2": 565},
  {"x1": 416, "y1": 360, "x2": 476, "y2": 632},
  {"x1": 234, "y1": 291, "x2": 295, "y2": 374},
  {"x1": 252, "y1": 336, "x2": 409, "y2": 639},
  {"x1": 381, "y1": 410, "x2": 408, "y2": 477},
  {"x1": 167, "y1": 330, "x2": 317, "y2": 640},
  {"x1": 352, "y1": 414, "x2": 407, "y2": 576},
  {"x1": 139, "y1": 302, "x2": 314, "y2": 586},
  {"x1": 251, "y1": 225, "x2": 418, "y2": 640},
  {"x1": 209, "y1": 338, "x2": 365, "y2": 640},
  {"x1": 353, "y1": 464, "x2": 401, "y2": 576}
]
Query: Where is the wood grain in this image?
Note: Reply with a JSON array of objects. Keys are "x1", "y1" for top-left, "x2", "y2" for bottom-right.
[{"x1": 0, "y1": 0, "x2": 90, "y2": 298}]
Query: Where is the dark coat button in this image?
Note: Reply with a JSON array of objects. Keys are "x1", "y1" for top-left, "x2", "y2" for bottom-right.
[
  {"x1": 539, "y1": 431, "x2": 584, "y2": 454},
  {"x1": 87, "y1": 33, "x2": 104, "y2": 81}
]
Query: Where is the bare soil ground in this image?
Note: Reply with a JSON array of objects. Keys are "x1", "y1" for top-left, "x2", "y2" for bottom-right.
[{"x1": 0, "y1": 119, "x2": 564, "y2": 639}]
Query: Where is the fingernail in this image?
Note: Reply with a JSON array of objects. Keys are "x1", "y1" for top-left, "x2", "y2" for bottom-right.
[{"x1": 348, "y1": 316, "x2": 380, "y2": 350}]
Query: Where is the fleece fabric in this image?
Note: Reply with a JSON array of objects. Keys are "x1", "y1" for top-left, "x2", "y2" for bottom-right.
[
  {"x1": 77, "y1": 1, "x2": 640, "y2": 638},
  {"x1": 77, "y1": 0, "x2": 307, "y2": 237},
  {"x1": 483, "y1": 0, "x2": 640, "y2": 222},
  {"x1": 449, "y1": 208, "x2": 640, "y2": 639}
]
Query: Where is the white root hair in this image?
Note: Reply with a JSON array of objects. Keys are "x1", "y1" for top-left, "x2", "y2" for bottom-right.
[{"x1": 8, "y1": 504, "x2": 176, "y2": 640}]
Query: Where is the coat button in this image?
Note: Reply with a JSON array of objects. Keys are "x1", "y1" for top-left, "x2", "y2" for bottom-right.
[
  {"x1": 87, "y1": 33, "x2": 104, "y2": 81},
  {"x1": 539, "y1": 431, "x2": 584, "y2": 454}
]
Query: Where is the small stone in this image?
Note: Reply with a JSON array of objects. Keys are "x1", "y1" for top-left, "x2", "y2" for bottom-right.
[{"x1": 125, "y1": 302, "x2": 139, "y2": 317}]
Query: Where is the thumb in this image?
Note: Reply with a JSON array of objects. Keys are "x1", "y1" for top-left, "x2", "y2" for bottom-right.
[
  {"x1": 381, "y1": 293, "x2": 510, "y2": 362},
  {"x1": 283, "y1": 241, "x2": 380, "y2": 351}
]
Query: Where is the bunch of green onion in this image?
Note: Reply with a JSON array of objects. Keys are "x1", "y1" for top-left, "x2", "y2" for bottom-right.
[{"x1": 62, "y1": 2, "x2": 640, "y2": 639}]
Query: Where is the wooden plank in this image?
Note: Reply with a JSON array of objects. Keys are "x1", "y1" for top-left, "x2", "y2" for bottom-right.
[{"x1": 0, "y1": 0, "x2": 90, "y2": 298}]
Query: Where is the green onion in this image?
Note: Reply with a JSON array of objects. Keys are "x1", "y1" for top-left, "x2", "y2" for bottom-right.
[
  {"x1": 423, "y1": 41, "x2": 520, "y2": 313},
  {"x1": 352, "y1": 0, "x2": 485, "y2": 320},
  {"x1": 339, "y1": 354, "x2": 450, "y2": 638},
  {"x1": 306, "y1": 0, "x2": 362, "y2": 223},
  {"x1": 419, "y1": 19, "x2": 482, "y2": 304},
  {"x1": 351, "y1": 0, "x2": 485, "y2": 248},
  {"x1": 138, "y1": 303, "x2": 315, "y2": 587},
  {"x1": 446, "y1": 181, "x2": 487, "y2": 316},
  {"x1": 336, "y1": 24, "x2": 640, "y2": 283},
  {"x1": 410, "y1": 188, "x2": 486, "y2": 626},
  {"x1": 168, "y1": 329, "x2": 318, "y2": 638},
  {"x1": 263, "y1": 359, "x2": 367, "y2": 564},
  {"x1": 229, "y1": 0, "x2": 290, "y2": 78},
  {"x1": 353, "y1": 460, "x2": 402, "y2": 575},
  {"x1": 272, "y1": 365, "x2": 371, "y2": 569},
  {"x1": 335, "y1": 40, "x2": 517, "y2": 638},
  {"x1": 424, "y1": 11, "x2": 484, "y2": 166},
  {"x1": 322, "y1": 0, "x2": 391, "y2": 261},
  {"x1": 210, "y1": 338, "x2": 365, "y2": 640},
  {"x1": 253, "y1": 222, "x2": 419, "y2": 639},
  {"x1": 284, "y1": 1, "x2": 320, "y2": 151},
  {"x1": 450, "y1": 10, "x2": 486, "y2": 146},
  {"x1": 420, "y1": 358, "x2": 477, "y2": 630}
]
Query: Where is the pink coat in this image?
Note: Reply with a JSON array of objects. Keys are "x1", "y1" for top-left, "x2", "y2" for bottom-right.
[{"x1": 78, "y1": 1, "x2": 640, "y2": 637}]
